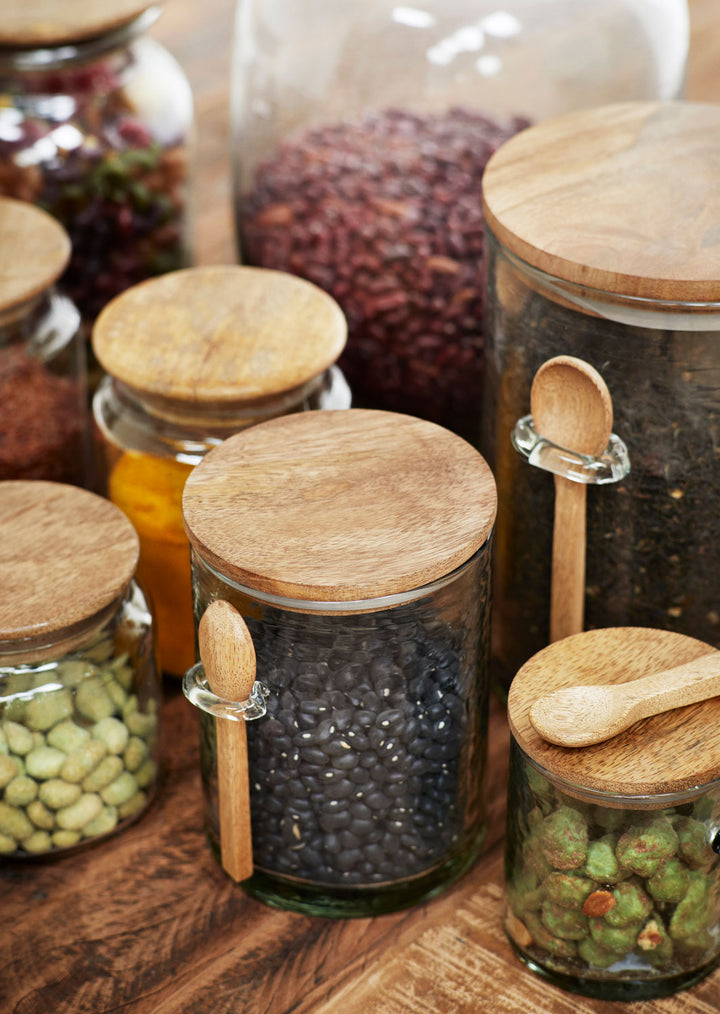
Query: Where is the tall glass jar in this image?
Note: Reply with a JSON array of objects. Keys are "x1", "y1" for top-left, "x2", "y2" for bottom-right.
[
  {"x1": 0, "y1": 196, "x2": 91, "y2": 487},
  {"x1": 505, "y1": 627, "x2": 720, "y2": 1000},
  {"x1": 231, "y1": 0, "x2": 688, "y2": 443},
  {"x1": 93, "y1": 265, "x2": 350, "y2": 679},
  {"x1": 0, "y1": 481, "x2": 160, "y2": 858},
  {"x1": 0, "y1": 2, "x2": 193, "y2": 341},
  {"x1": 481, "y1": 101, "x2": 720, "y2": 691},
  {"x1": 183, "y1": 409, "x2": 497, "y2": 916}
]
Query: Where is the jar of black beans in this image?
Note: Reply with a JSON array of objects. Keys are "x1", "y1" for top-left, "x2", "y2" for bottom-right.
[{"x1": 182, "y1": 409, "x2": 497, "y2": 916}]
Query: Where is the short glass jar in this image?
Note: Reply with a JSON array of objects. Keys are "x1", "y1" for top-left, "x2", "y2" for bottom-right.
[
  {"x1": 0, "y1": 196, "x2": 91, "y2": 487},
  {"x1": 0, "y1": 2, "x2": 193, "y2": 337},
  {"x1": 505, "y1": 627, "x2": 720, "y2": 1000},
  {"x1": 481, "y1": 101, "x2": 720, "y2": 690},
  {"x1": 0, "y1": 481, "x2": 160, "y2": 858},
  {"x1": 183, "y1": 409, "x2": 497, "y2": 916},
  {"x1": 232, "y1": 0, "x2": 688, "y2": 442},
  {"x1": 93, "y1": 265, "x2": 350, "y2": 678}
]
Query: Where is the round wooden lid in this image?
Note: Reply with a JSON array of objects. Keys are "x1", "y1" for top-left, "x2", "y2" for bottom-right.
[
  {"x1": 182, "y1": 409, "x2": 497, "y2": 602},
  {"x1": 0, "y1": 1, "x2": 156, "y2": 47},
  {"x1": 482, "y1": 101, "x2": 720, "y2": 303},
  {"x1": 92, "y1": 266, "x2": 348, "y2": 404},
  {"x1": 0, "y1": 481, "x2": 139, "y2": 643},
  {"x1": 508, "y1": 627, "x2": 720, "y2": 797},
  {"x1": 0, "y1": 198, "x2": 70, "y2": 311}
]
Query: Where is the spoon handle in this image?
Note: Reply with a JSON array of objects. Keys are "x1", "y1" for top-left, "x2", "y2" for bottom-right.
[
  {"x1": 550, "y1": 475, "x2": 587, "y2": 642},
  {"x1": 621, "y1": 650, "x2": 720, "y2": 723}
]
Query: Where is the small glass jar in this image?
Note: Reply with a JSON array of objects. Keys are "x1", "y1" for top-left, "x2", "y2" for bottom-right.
[
  {"x1": 183, "y1": 408, "x2": 497, "y2": 916},
  {"x1": 481, "y1": 101, "x2": 720, "y2": 690},
  {"x1": 92, "y1": 265, "x2": 350, "y2": 678},
  {"x1": 0, "y1": 196, "x2": 91, "y2": 487},
  {"x1": 0, "y1": 2, "x2": 193, "y2": 338},
  {"x1": 232, "y1": 0, "x2": 688, "y2": 442},
  {"x1": 0, "y1": 480, "x2": 160, "y2": 858},
  {"x1": 505, "y1": 626, "x2": 720, "y2": 1000}
]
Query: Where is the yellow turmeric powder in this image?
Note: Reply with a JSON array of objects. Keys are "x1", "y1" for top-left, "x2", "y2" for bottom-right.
[{"x1": 108, "y1": 451, "x2": 196, "y2": 676}]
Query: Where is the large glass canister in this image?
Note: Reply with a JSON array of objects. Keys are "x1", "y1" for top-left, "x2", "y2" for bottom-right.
[
  {"x1": 182, "y1": 409, "x2": 497, "y2": 916},
  {"x1": 0, "y1": 480, "x2": 160, "y2": 858},
  {"x1": 0, "y1": 1, "x2": 193, "y2": 338},
  {"x1": 0, "y1": 196, "x2": 91, "y2": 487},
  {"x1": 92, "y1": 265, "x2": 350, "y2": 679},
  {"x1": 231, "y1": 0, "x2": 688, "y2": 443},
  {"x1": 505, "y1": 626, "x2": 720, "y2": 1000},
  {"x1": 480, "y1": 101, "x2": 720, "y2": 691}
]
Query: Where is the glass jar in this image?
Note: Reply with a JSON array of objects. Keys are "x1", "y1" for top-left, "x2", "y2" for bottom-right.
[
  {"x1": 93, "y1": 265, "x2": 350, "y2": 679},
  {"x1": 0, "y1": 196, "x2": 91, "y2": 487},
  {"x1": 481, "y1": 101, "x2": 720, "y2": 691},
  {"x1": 0, "y1": 480, "x2": 160, "y2": 858},
  {"x1": 505, "y1": 626, "x2": 720, "y2": 1000},
  {"x1": 0, "y1": 2, "x2": 193, "y2": 340},
  {"x1": 183, "y1": 408, "x2": 497, "y2": 916},
  {"x1": 231, "y1": 0, "x2": 688, "y2": 443}
]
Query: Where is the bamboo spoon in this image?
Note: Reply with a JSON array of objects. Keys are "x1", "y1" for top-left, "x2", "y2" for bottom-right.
[
  {"x1": 198, "y1": 599, "x2": 256, "y2": 882},
  {"x1": 530, "y1": 649, "x2": 720, "y2": 747},
  {"x1": 530, "y1": 355, "x2": 613, "y2": 643}
]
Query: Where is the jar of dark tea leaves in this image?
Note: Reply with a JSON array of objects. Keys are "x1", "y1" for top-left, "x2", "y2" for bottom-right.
[
  {"x1": 481, "y1": 101, "x2": 720, "y2": 689},
  {"x1": 0, "y1": 196, "x2": 91, "y2": 487},
  {"x1": 182, "y1": 409, "x2": 497, "y2": 916},
  {"x1": 232, "y1": 0, "x2": 688, "y2": 442}
]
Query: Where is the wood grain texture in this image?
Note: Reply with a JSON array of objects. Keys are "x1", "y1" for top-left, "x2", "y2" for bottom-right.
[
  {"x1": 482, "y1": 101, "x2": 720, "y2": 302},
  {"x1": 508, "y1": 627, "x2": 720, "y2": 796},
  {"x1": 92, "y1": 265, "x2": 347, "y2": 402},
  {"x1": 0, "y1": 0, "x2": 157, "y2": 45},
  {"x1": 183, "y1": 409, "x2": 497, "y2": 601},
  {"x1": 0, "y1": 197, "x2": 70, "y2": 311}
]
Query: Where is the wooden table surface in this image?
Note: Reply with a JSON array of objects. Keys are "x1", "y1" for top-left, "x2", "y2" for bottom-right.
[{"x1": 4, "y1": 2, "x2": 720, "y2": 1011}]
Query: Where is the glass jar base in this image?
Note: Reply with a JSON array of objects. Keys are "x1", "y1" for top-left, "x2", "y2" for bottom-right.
[{"x1": 509, "y1": 939, "x2": 720, "y2": 1002}]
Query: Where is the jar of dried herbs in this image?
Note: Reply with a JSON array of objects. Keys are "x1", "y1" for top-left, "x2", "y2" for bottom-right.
[
  {"x1": 231, "y1": 0, "x2": 688, "y2": 443},
  {"x1": 506, "y1": 627, "x2": 720, "y2": 1000},
  {"x1": 481, "y1": 101, "x2": 720, "y2": 690},
  {"x1": 0, "y1": 481, "x2": 160, "y2": 858},
  {"x1": 0, "y1": 196, "x2": 91, "y2": 487},
  {"x1": 92, "y1": 265, "x2": 350, "y2": 679},
  {"x1": 182, "y1": 409, "x2": 497, "y2": 917},
  {"x1": 0, "y1": 1, "x2": 193, "y2": 341}
]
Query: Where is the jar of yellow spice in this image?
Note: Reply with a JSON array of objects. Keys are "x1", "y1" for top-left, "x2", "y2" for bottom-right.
[{"x1": 92, "y1": 265, "x2": 350, "y2": 677}]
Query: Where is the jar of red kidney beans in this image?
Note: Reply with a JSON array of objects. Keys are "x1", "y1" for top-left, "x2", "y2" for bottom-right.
[
  {"x1": 182, "y1": 409, "x2": 497, "y2": 916},
  {"x1": 0, "y1": 1, "x2": 193, "y2": 342},
  {"x1": 231, "y1": 0, "x2": 688, "y2": 443},
  {"x1": 0, "y1": 196, "x2": 91, "y2": 487}
]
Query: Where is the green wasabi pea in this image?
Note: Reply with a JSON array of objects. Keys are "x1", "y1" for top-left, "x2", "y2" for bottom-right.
[
  {"x1": 540, "y1": 805, "x2": 588, "y2": 871},
  {"x1": 93, "y1": 716, "x2": 129, "y2": 755},
  {"x1": 0, "y1": 800, "x2": 33, "y2": 841},
  {"x1": 541, "y1": 900, "x2": 589, "y2": 941},
  {"x1": 134, "y1": 758, "x2": 157, "y2": 791},
  {"x1": 52, "y1": 828, "x2": 81, "y2": 848},
  {"x1": 117, "y1": 790, "x2": 147, "y2": 821},
  {"x1": 25, "y1": 745, "x2": 66, "y2": 780},
  {"x1": 507, "y1": 868, "x2": 543, "y2": 917},
  {"x1": 104, "y1": 678, "x2": 128, "y2": 711},
  {"x1": 82, "y1": 755, "x2": 123, "y2": 792},
  {"x1": 578, "y1": 935, "x2": 624, "y2": 969},
  {"x1": 5, "y1": 774, "x2": 38, "y2": 807},
  {"x1": 56, "y1": 792, "x2": 104, "y2": 831},
  {"x1": 23, "y1": 688, "x2": 73, "y2": 732},
  {"x1": 670, "y1": 870, "x2": 714, "y2": 944},
  {"x1": 604, "y1": 879, "x2": 653, "y2": 928},
  {"x1": 125, "y1": 710, "x2": 157, "y2": 740},
  {"x1": 524, "y1": 911, "x2": 578, "y2": 958},
  {"x1": 591, "y1": 806, "x2": 628, "y2": 833},
  {"x1": 0, "y1": 831, "x2": 16, "y2": 853},
  {"x1": 26, "y1": 799, "x2": 55, "y2": 831},
  {"x1": 83, "y1": 637, "x2": 114, "y2": 664},
  {"x1": 2, "y1": 698, "x2": 27, "y2": 722},
  {"x1": 55, "y1": 658, "x2": 98, "y2": 687},
  {"x1": 3, "y1": 720, "x2": 34, "y2": 756},
  {"x1": 60, "y1": 738, "x2": 107, "y2": 784},
  {"x1": 584, "y1": 833, "x2": 626, "y2": 884},
  {"x1": 100, "y1": 771, "x2": 138, "y2": 807},
  {"x1": 75, "y1": 676, "x2": 115, "y2": 722},
  {"x1": 123, "y1": 736, "x2": 148, "y2": 773},
  {"x1": 109, "y1": 654, "x2": 133, "y2": 690},
  {"x1": 38, "y1": 778, "x2": 82, "y2": 810},
  {"x1": 675, "y1": 817, "x2": 715, "y2": 871},
  {"x1": 0, "y1": 754, "x2": 19, "y2": 788},
  {"x1": 82, "y1": 804, "x2": 118, "y2": 838},
  {"x1": 47, "y1": 719, "x2": 90, "y2": 754},
  {"x1": 542, "y1": 871, "x2": 594, "y2": 909},
  {"x1": 22, "y1": 829, "x2": 53, "y2": 854},
  {"x1": 647, "y1": 857, "x2": 691, "y2": 904},
  {"x1": 616, "y1": 818, "x2": 679, "y2": 878},
  {"x1": 589, "y1": 917, "x2": 642, "y2": 952}
]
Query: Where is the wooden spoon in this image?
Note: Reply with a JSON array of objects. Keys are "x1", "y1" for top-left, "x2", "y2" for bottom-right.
[
  {"x1": 198, "y1": 599, "x2": 257, "y2": 882},
  {"x1": 529, "y1": 649, "x2": 720, "y2": 747},
  {"x1": 530, "y1": 356, "x2": 613, "y2": 643}
]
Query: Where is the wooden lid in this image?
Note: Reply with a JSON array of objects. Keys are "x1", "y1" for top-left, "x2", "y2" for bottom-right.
[
  {"x1": 0, "y1": 481, "x2": 139, "y2": 643},
  {"x1": 92, "y1": 266, "x2": 348, "y2": 404},
  {"x1": 0, "y1": 1, "x2": 156, "y2": 47},
  {"x1": 508, "y1": 627, "x2": 720, "y2": 797},
  {"x1": 0, "y1": 198, "x2": 70, "y2": 311},
  {"x1": 482, "y1": 101, "x2": 720, "y2": 303},
  {"x1": 182, "y1": 409, "x2": 497, "y2": 602}
]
